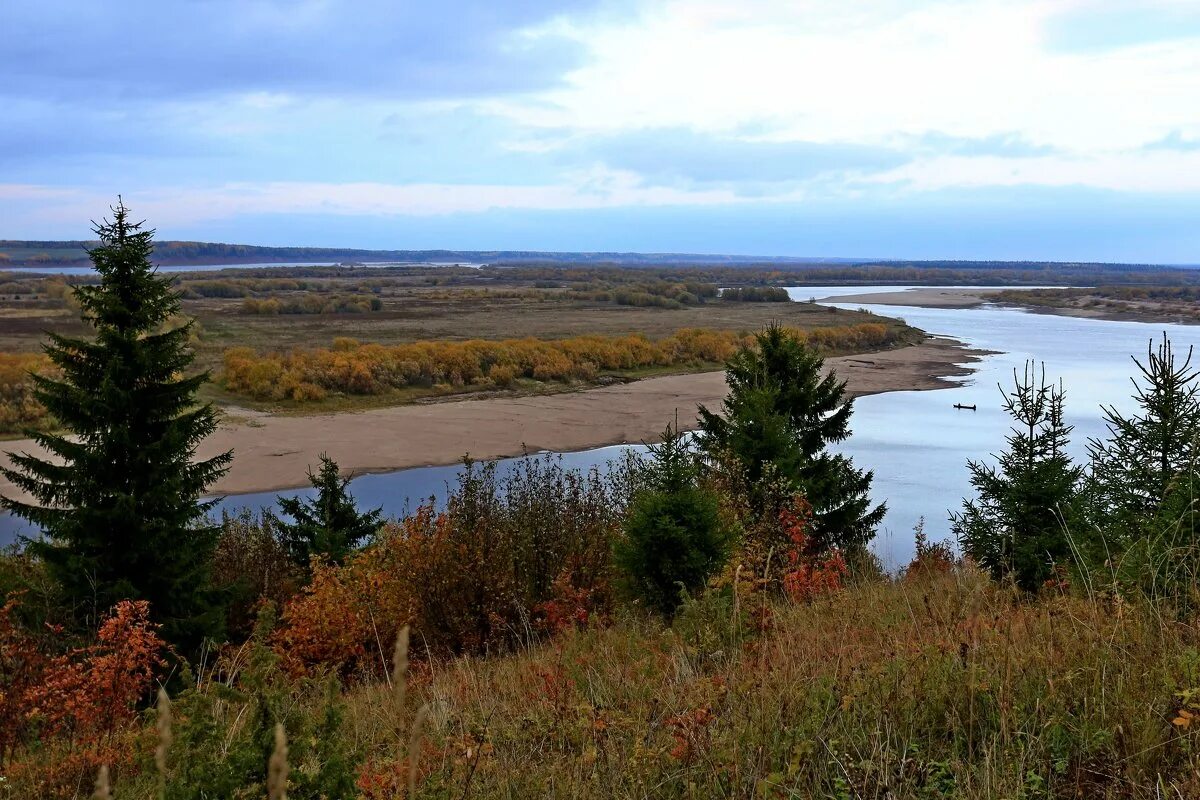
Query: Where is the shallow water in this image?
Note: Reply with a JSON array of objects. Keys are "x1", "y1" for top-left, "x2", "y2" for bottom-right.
[{"x1": 4, "y1": 286, "x2": 1200, "y2": 567}]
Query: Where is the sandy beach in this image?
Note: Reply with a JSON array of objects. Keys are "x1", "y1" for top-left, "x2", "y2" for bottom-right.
[
  {"x1": 821, "y1": 287, "x2": 1006, "y2": 308},
  {"x1": 0, "y1": 337, "x2": 985, "y2": 501}
]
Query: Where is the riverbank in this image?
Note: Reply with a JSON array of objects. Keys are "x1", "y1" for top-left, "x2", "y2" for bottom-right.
[
  {"x1": 0, "y1": 336, "x2": 983, "y2": 502},
  {"x1": 824, "y1": 286, "x2": 1200, "y2": 326}
]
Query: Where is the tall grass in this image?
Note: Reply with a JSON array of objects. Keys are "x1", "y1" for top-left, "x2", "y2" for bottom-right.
[{"x1": 333, "y1": 567, "x2": 1200, "y2": 798}]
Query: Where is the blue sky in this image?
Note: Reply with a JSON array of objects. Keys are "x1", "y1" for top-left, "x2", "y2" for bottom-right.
[{"x1": 3, "y1": 0, "x2": 1200, "y2": 261}]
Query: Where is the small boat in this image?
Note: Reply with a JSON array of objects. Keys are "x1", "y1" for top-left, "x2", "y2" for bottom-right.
[{"x1": 953, "y1": 403, "x2": 977, "y2": 411}]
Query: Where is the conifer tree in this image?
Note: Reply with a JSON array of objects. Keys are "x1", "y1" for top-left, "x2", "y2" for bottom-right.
[
  {"x1": 952, "y1": 362, "x2": 1081, "y2": 590},
  {"x1": 275, "y1": 453, "x2": 382, "y2": 567},
  {"x1": 0, "y1": 201, "x2": 231, "y2": 646},
  {"x1": 615, "y1": 422, "x2": 732, "y2": 616},
  {"x1": 1087, "y1": 334, "x2": 1200, "y2": 536},
  {"x1": 696, "y1": 324, "x2": 883, "y2": 550}
]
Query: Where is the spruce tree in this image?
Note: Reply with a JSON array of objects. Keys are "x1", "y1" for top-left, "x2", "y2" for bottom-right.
[
  {"x1": 275, "y1": 453, "x2": 382, "y2": 567},
  {"x1": 0, "y1": 201, "x2": 231, "y2": 647},
  {"x1": 614, "y1": 423, "x2": 732, "y2": 616},
  {"x1": 952, "y1": 362, "x2": 1081, "y2": 591},
  {"x1": 1087, "y1": 334, "x2": 1200, "y2": 537},
  {"x1": 697, "y1": 323, "x2": 883, "y2": 550}
]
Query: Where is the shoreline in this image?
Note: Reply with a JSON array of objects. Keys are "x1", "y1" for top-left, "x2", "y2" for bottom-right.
[
  {"x1": 0, "y1": 336, "x2": 986, "y2": 502},
  {"x1": 823, "y1": 287, "x2": 1200, "y2": 326}
]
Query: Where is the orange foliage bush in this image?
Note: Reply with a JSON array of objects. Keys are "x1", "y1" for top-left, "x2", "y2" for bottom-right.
[
  {"x1": 275, "y1": 458, "x2": 629, "y2": 677},
  {"x1": 779, "y1": 497, "x2": 848, "y2": 602},
  {"x1": 903, "y1": 522, "x2": 957, "y2": 581},
  {"x1": 0, "y1": 593, "x2": 47, "y2": 762},
  {"x1": 2, "y1": 599, "x2": 169, "y2": 794},
  {"x1": 222, "y1": 324, "x2": 902, "y2": 402},
  {"x1": 0, "y1": 351, "x2": 55, "y2": 433}
]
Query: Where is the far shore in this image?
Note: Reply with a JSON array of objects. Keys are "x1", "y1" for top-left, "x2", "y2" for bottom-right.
[
  {"x1": 0, "y1": 337, "x2": 985, "y2": 502},
  {"x1": 822, "y1": 286, "x2": 1200, "y2": 326}
]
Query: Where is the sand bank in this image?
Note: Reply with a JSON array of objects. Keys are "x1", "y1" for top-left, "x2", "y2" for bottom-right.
[
  {"x1": 0, "y1": 337, "x2": 985, "y2": 501},
  {"x1": 821, "y1": 287, "x2": 1005, "y2": 308}
]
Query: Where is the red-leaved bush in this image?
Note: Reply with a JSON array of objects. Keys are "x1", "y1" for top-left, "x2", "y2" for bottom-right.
[
  {"x1": 2, "y1": 599, "x2": 169, "y2": 795},
  {"x1": 779, "y1": 497, "x2": 848, "y2": 602}
]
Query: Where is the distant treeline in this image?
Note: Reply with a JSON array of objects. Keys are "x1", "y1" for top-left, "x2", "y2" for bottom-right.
[
  {"x1": 721, "y1": 286, "x2": 792, "y2": 302},
  {"x1": 1, "y1": 240, "x2": 1194, "y2": 280}
]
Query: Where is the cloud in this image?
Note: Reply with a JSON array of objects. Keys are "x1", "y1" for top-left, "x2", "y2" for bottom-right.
[
  {"x1": 572, "y1": 128, "x2": 907, "y2": 186},
  {"x1": 5, "y1": 0, "x2": 1200, "y2": 261},
  {"x1": 1144, "y1": 130, "x2": 1200, "y2": 152},
  {"x1": 1041, "y1": 1, "x2": 1200, "y2": 53},
  {"x1": 487, "y1": 0, "x2": 1200, "y2": 153},
  {"x1": 1, "y1": 0, "x2": 597, "y2": 102}
]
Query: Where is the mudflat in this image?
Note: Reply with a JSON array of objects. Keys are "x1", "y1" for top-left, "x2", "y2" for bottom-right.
[{"x1": 0, "y1": 337, "x2": 984, "y2": 501}]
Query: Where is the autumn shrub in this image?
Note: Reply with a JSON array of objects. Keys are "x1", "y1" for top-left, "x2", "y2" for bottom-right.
[
  {"x1": 274, "y1": 455, "x2": 639, "y2": 677},
  {"x1": 2, "y1": 600, "x2": 170, "y2": 796},
  {"x1": 221, "y1": 323, "x2": 903, "y2": 403},
  {"x1": 242, "y1": 293, "x2": 382, "y2": 315},
  {"x1": 903, "y1": 519, "x2": 958, "y2": 581},
  {"x1": 721, "y1": 286, "x2": 791, "y2": 302},
  {"x1": 116, "y1": 609, "x2": 359, "y2": 800},
  {"x1": 210, "y1": 510, "x2": 306, "y2": 640},
  {"x1": 0, "y1": 593, "x2": 47, "y2": 763},
  {"x1": 0, "y1": 352, "x2": 55, "y2": 434},
  {"x1": 777, "y1": 497, "x2": 847, "y2": 602}
]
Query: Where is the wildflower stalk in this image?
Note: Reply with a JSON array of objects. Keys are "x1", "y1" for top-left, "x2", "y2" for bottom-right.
[
  {"x1": 268, "y1": 723, "x2": 289, "y2": 800},
  {"x1": 155, "y1": 686, "x2": 172, "y2": 793},
  {"x1": 93, "y1": 765, "x2": 111, "y2": 800}
]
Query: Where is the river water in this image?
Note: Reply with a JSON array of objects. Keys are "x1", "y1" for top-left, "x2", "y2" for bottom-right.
[{"x1": 5, "y1": 286, "x2": 1200, "y2": 567}]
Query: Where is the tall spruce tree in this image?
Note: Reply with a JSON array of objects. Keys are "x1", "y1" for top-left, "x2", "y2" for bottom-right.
[
  {"x1": 0, "y1": 201, "x2": 231, "y2": 647},
  {"x1": 697, "y1": 323, "x2": 884, "y2": 550},
  {"x1": 275, "y1": 453, "x2": 383, "y2": 568},
  {"x1": 952, "y1": 363, "x2": 1082, "y2": 591}
]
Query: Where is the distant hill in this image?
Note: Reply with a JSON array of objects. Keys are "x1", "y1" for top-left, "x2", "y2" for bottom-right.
[{"x1": 0, "y1": 239, "x2": 1186, "y2": 273}]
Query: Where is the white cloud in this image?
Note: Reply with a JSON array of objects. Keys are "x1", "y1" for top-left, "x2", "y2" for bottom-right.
[{"x1": 491, "y1": 0, "x2": 1200, "y2": 191}]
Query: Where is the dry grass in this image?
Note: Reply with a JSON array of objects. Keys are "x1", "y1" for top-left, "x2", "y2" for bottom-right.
[
  {"x1": 28, "y1": 566, "x2": 1200, "y2": 798},
  {"x1": 325, "y1": 568, "x2": 1200, "y2": 798}
]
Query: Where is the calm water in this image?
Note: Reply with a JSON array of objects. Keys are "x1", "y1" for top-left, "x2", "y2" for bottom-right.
[{"x1": 5, "y1": 286, "x2": 1199, "y2": 567}]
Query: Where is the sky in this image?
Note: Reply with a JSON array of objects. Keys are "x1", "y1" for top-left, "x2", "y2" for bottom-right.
[{"x1": 3, "y1": 0, "x2": 1200, "y2": 261}]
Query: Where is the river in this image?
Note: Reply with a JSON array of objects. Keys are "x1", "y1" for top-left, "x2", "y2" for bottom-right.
[{"x1": 5, "y1": 286, "x2": 1200, "y2": 567}]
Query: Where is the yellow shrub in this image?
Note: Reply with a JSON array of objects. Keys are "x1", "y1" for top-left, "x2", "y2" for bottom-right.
[{"x1": 219, "y1": 323, "x2": 902, "y2": 403}]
